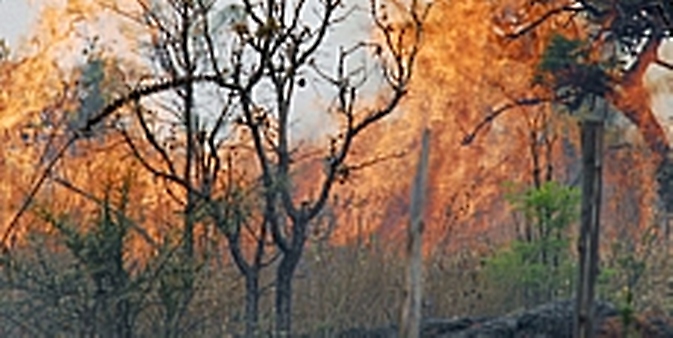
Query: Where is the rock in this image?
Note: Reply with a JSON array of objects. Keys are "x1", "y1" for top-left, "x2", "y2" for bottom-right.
[
  {"x1": 332, "y1": 300, "x2": 673, "y2": 338},
  {"x1": 421, "y1": 317, "x2": 491, "y2": 336},
  {"x1": 433, "y1": 300, "x2": 673, "y2": 338},
  {"x1": 335, "y1": 326, "x2": 398, "y2": 338}
]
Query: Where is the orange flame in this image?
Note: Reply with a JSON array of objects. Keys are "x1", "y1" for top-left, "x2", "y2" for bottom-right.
[
  {"x1": 0, "y1": 0, "x2": 668, "y2": 258},
  {"x1": 330, "y1": 0, "x2": 669, "y2": 252}
]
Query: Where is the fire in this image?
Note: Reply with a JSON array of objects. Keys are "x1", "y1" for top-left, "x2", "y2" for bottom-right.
[
  {"x1": 0, "y1": 0, "x2": 669, "y2": 257},
  {"x1": 0, "y1": 51, "x2": 69, "y2": 130},
  {"x1": 0, "y1": 1, "x2": 152, "y2": 250},
  {"x1": 330, "y1": 1, "x2": 566, "y2": 249},
  {"x1": 331, "y1": 0, "x2": 669, "y2": 251},
  {"x1": 0, "y1": 0, "x2": 143, "y2": 131}
]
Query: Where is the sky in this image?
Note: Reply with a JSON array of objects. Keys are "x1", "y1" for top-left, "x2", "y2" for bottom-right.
[
  {"x1": 0, "y1": 0, "x2": 378, "y2": 142},
  {"x1": 0, "y1": 0, "x2": 35, "y2": 48}
]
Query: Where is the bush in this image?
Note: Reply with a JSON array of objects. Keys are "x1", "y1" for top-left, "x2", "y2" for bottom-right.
[{"x1": 483, "y1": 181, "x2": 579, "y2": 309}]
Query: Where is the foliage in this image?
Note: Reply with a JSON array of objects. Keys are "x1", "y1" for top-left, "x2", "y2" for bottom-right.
[
  {"x1": 0, "y1": 176, "x2": 232, "y2": 336},
  {"x1": 485, "y1": 181, "x2": 579, "y2": 308},
  {"x1": 535, "y1": 34, "x2": 612, "y2": 110},
  {"x1": 599, "y1": 225, "x2": 660, "y2": 335},
  {"x1": 506, "y1": 181, "x2": 580, "y2": 235},
  {"x1": 586, "y1": 0, "x2": 673, "y2": 55},
  {"x1": 0, "y1": 184, "x2": 143, "y2": 336},
  {"x1": 0, "y1": 0, "x2": 425, "y2": 334},
  {"x1": 155, "y1": 242, "x2": 199, "y2": 337}
]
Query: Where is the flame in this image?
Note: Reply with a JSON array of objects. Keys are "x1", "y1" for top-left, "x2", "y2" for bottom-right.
[
  {"x1": 0, "y1": 52, "x2": 70, "y2": 130},
  {"x1": 330, "y1": 0, "x2": 669, "y2": 252},
  {"x1": 0, "y1": 1, "x2": 156, "y2": 254},
  {"x1": 0, "y1": 0, "x2": 668, "y2": 259},
  {"x1": 329, "y1": 1, "x2": 572, "y2": 249},
  {"x1": 0, "y1": 0, "x2": 141, "y2": 130}
]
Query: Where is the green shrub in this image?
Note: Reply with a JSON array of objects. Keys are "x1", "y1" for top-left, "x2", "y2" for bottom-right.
[{"x1": 484, "y1": 181, "x2": 579, "y2": 309}]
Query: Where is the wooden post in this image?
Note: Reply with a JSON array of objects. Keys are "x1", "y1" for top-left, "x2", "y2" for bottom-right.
[
  {"x1": 574, "y1": 115, "x2": 604, "y2": 338},
  {"x1": 400, "y1": 128, "x2": 430, "y2": 338}
]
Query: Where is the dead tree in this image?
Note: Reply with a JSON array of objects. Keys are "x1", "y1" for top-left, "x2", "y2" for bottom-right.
[
  {"x1": 400, "y1": 128, "x2": 430, "y2": 338},
  {"x1": 204, "y1": 1, "x2": 429, "y2": 334},
  {"x1": 574, "y1": 114, "x2": 604, "y2": 338}
]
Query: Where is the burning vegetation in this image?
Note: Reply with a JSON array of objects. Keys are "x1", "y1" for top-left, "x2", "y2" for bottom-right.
[{"x1": 0, "y1": 0, "x2": 672, "y2": 336}]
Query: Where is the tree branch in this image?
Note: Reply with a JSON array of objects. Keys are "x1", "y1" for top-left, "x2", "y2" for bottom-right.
[
  {"x1": 461, "y1": 96, "x2": 557, "y2": 146},
  {"x1": 502, "y1": 4, "x2": 587, "y2": 39},
  {"x1": 51, "y1": 176, "x2": 159, "y2": 249}
]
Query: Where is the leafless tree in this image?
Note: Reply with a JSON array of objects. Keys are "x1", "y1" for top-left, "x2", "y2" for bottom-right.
[{"x1": 205, "y1": 0, "x2": 429, "y2": 334}]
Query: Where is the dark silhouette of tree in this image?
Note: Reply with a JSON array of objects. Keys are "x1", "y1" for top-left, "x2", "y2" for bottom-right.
[{"x1": 210, "y1": 1, "x2": 429, "y2": 334}]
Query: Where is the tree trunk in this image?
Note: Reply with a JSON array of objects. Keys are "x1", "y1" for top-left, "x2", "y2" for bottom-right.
[
  {"x1": 117, "y1": 299, "x2": 132, "y2": 338},
  {"x1": 400, "y1": 129, "x2": 430, "y2": 338},
  {"x1": 244, "y1": 270, "x2": 260, "y2": 337},
  {"x1": 275, "y1": 248, "x2": 302, "y2": 336},
  {"x1": 574, "y1": 119, "x2": 604, "y2": 338}
]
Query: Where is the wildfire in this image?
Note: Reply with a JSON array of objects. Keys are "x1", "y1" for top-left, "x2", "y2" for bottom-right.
[
  {"x1": 331, "y1": 0, "x2": 670, "y2": 251},
  {"x1": 329, "y1": 0, "x2": 561, "y2": 249},
  {"x1": 0, "y1": 0, "x2": 670, "y2": 257}
]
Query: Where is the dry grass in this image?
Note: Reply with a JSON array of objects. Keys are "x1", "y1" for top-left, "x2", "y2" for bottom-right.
[{"x1": 2, "y1": 227, "x2": 673, "y2": 336}]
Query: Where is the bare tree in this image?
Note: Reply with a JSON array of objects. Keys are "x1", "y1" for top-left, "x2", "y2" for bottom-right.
[
  {"x1": 114, "y1": 2, "x2": 206, "y2": 335},
  {"x1": 208, "y1": 0, "x2": 429, "y2": 333},
  {"x1": 400, "y1": 128, "x2": 430, "y2": 338}
]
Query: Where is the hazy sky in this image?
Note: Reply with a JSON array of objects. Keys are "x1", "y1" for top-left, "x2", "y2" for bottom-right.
[{"x1": 0, "y1": 0, "x2": 35, "y2": 48}]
